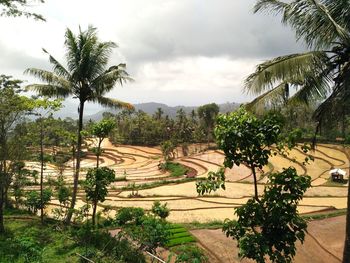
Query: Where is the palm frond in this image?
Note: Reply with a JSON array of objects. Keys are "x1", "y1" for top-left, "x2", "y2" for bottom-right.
[
  {"x1": 25, "y1": 84, "x2": 71, "y2": 98},
  {"x1": 289, "y1": 71, "x2": 332, "y2": 104},
  {"x1": 254, "y1": 0, "x2": 288, "y2": 14},
  {"x1": 24, "y1": 68, "x2": 72, "y2": 89},
  {"x1": 246, "y1": 81, "x2": 288, "y2": 112},
  {"x1": 93, "y1": 96, "x2": 134, "y2": 110},
  {"x1": 42, "y1": 48, "x2": 71, "y2": 80},
  {"x1": 91, "y1": 64, "x2": 133, "y2": 95},
  {"x1": 309, "y1": 0, "x2": 350, "y2": 46},
  {"x1": 254, "y1": 0, "x2": 350, "y2": 49},
  {"x1": 244, "y1": 51, "x2": 328, "y2": 95},
  {"x1": 313, "y1": 63, "x2": 350, "y2": 122}
]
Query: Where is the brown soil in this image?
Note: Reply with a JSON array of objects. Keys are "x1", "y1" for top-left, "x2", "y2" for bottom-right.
[{"x1": 190, "y1": 215, "x2": 345, "y2": 263}]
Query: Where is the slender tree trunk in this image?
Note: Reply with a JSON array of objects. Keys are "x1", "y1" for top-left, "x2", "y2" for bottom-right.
[
  {"x1": 66, "y1": 101, "x2": 85, "y2": 224},
  {"x1": 96, "y1": 139, "x2": 102, "y2": 168},
  {"x1": 343, "y1": 171, "x2": 350, "y2": 262},
  {"x1": 40, "y1": 118, "x2": 44, "y2": 224},
  {"x1": 0, "y1": 174, "x2": 4, "y2": 233},
  {"x1": 92, "y1": 200, "x2": 97, "y2": 225},
  {"x1": 251, "y1": 165, "x2": 259, "y2": 201}
]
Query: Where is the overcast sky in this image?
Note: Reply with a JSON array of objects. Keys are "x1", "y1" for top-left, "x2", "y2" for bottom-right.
[{"x1": 0, "y1": 0, "x2": 306, "y2": 114}]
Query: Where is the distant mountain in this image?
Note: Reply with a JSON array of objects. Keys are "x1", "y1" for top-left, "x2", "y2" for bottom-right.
[{"x1": 53, "y1": 101, "x2": 240, "y2": 121}]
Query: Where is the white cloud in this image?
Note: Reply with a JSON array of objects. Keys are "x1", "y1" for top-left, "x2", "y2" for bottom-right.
[{"x1": 0, "y1": 0, "x2": 305, "y2": 106}]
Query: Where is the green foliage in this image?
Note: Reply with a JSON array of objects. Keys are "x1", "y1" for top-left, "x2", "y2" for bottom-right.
[
  {"x1": 161, "y1": 140, "x2": 176, "y2": 161},
  {"x1": 26, "y1": 26, "x2": 133, "y2": 224},
  {"x1": 175, "y1": 245, "x2": 208, "y2": 263},
  {"x1": 196, "y1": 168, "x2": 225, "y2": 195},
  {"x1": 129, "y1": 215, "x2": 170, "y2": 254},
  {"x1": 24, "y1": 188, "x2": 52, "y2": 214},
  {"x1": 1, "y1": 208, "x2": 145, "y2": 263},
  {"x1": 161, "y1": 162, "x2": 188, "y2": 177},
  {"x1": 84, "y1": 167, "x2": 115, "y2": 224},
  {"x1": 168, "y1": 227, "x2": 188, "y2": 234},
  {"x1": 151, "y1": 201, "x2": 170, "y2": 219},
  {"x1": 223, "y1": 168, "x2": 311, "y2": 263},
  {"x1": 166, "y1": 236, "x2": 196, "y2": 247},
  {"x1": 84, "y1": 167, "x2": 116, "y2": 204},
  {"x1": 115, "y1": 207, "x2": 145, "y2": 226},
  {"x1": 215, "y1": 107, "x2": 282, "y2": 170},
  {"x1": 0, "y1": 0, "x2": 45, "y2": 20},
  {"x1": 91, "y1": 118, "x2": 115, "y2": 141},
  {"x1": 197, "y1": 103, "x2": 220, "y2": 143},
  {"x1": 165, "y1": 224, "x2": 196, "y2": 248}
]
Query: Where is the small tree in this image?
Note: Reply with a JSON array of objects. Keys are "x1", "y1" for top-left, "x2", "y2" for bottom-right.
[
  {"x1": 196, "y1": 108, "x2": 311, "y2": 262},
  {"x1": 151, "y1": 201, "x2": 170, "y2": 220},
  {"x1": 160, "y1": 140, "x2": 176, "y2": 162},
  {"x1": 131, "y1": 215, "x2": 170, "y2": 255},
  {"x1": 223, "y1": 168, "x2": 311, "y2": 263},
  {"x1": 52, "y1": 175, "x2": 71, "y2": 221},
  {"x1": 90, "y1": 118, "x2": 115, "y2": 168},
  {"x1": 25, "y1": 188, "x2": 52, "y2": 215},
  {"x1": 84, "y1": 167, "x2": 115, "y2": 225},
  {"x1": 175, "y1": 245, "x2": 208, "y2": 263},
  {"x1": 197, "y1": 103, "x2": 219, "y2": 147},
  {"x1": 203, "y1": 107, "x2": 306, "y2": 200}
]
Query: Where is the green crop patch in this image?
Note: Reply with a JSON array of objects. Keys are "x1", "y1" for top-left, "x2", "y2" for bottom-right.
[
  {"x1": 166, "y1": 236, "x2": 196, "y2": 247},
  {"x1": 168, "y1": 227, "x2": 188, "y2": 234},
  {"x1": 170, "y1": 232, "x2": 192, "y2": 239}
]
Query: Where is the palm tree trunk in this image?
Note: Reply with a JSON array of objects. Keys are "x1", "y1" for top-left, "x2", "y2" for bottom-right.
[
  {"x1": 40, "y1": 117, "x2": 44, "y2": 224},
  {"x1": 66, "y1": 101, "x2": 85, "y2": 224},
  {"x1": 343, "y1": 179, "x2": 350, "y2": 262}
]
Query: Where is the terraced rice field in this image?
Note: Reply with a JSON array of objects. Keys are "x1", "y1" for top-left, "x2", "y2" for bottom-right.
[{"x1": 25, "y1": 139, "x2": 350, "y2": 223}]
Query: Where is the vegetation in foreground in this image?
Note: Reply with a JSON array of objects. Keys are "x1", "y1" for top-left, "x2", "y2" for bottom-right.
[{"x1": 1, "y1": 209, "x2": 144, "y2": 263}]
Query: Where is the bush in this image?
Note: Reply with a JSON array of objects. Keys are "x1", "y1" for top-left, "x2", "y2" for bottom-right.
[
  {"x1": 151, "y1": 201, "x2": 170, "y2": 219},
  {"x1": 115, "y1": 207, "x2": 145, "y2": 226},
  {"x1": 25, "y1": 189, "x2": 52, "y2": 214},
  {"x1": 128, "y1": 215, "x2": 170, "y2": 254},
  {"x1": 175, "y1": 245, "x2": 208, "y2": 263},
  {"x1": 160, "y1": 162, "x2": 188, "y2": 177}
]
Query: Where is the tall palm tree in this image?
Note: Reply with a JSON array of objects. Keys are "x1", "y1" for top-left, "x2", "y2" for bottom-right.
[
  {"x1": 25, "y1": 26, "x2": 133, "y2": 223},
  {"x1": 246, "y1": 1, "x2": 350, "y2": 261}
]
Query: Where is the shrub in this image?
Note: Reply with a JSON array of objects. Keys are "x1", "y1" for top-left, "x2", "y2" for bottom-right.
[
  {"x1": 151, "y1": 201, "x2": 170, "y2": 219},
  {"x1": 175, "y1": 245, "x2": 208, "y2": 263},
  {"x1": 24, "y1": 189, "x2": 52, "y2": 214},
  {"x1": 115, "y1": 207, "x2": 145, "y2": 226}
]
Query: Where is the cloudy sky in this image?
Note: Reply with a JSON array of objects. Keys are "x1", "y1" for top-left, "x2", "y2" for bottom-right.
[{"x1": 0, "y1": 0, "x2": 306, "y2": 114}]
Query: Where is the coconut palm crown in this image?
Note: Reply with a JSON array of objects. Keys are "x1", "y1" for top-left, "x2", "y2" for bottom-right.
[
  {"x1": 25, "y1": 26, "x2": 133, "y2": 223},
  {"x1": 245, "y1": 0, "x2": 350, "y2": 126},
  {"x1": 246, "y1": 1, "x2": 350, "y2": 262}
]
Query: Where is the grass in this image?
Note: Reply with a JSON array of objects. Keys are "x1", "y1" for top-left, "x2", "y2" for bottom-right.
[
  {"x1": 115, "y1": 175, "x2": 127, "y2": 182},
  {"x1": 166, "y1": 236, "x2": 196, "y2": 247},
  {"x1": 302, "y1": 208, "x2": 347, "y2": 221},
  {"x1": 1, "y1": 215, "x2": 80, "y2": 263},
  {"x1": 1, "y1": 208, "x2": 145, "y2": 263},
  {"x1": 182, "y1": 220, "x2": 224, "y2": 230},
  {"x1": 163, "y1": 162, "x2": 188, "y2": 177},
  {"x1": 121, "y1": 177, "x2": 198, "y2": 191}
]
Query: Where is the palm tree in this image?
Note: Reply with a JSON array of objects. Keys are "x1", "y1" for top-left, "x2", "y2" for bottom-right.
[
  {"x1": 246, "y1": 1, "x2": 350, "y2": 261},
  {"x1": 25, "y1": 26, "x2": 133, "y2": 223}
]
